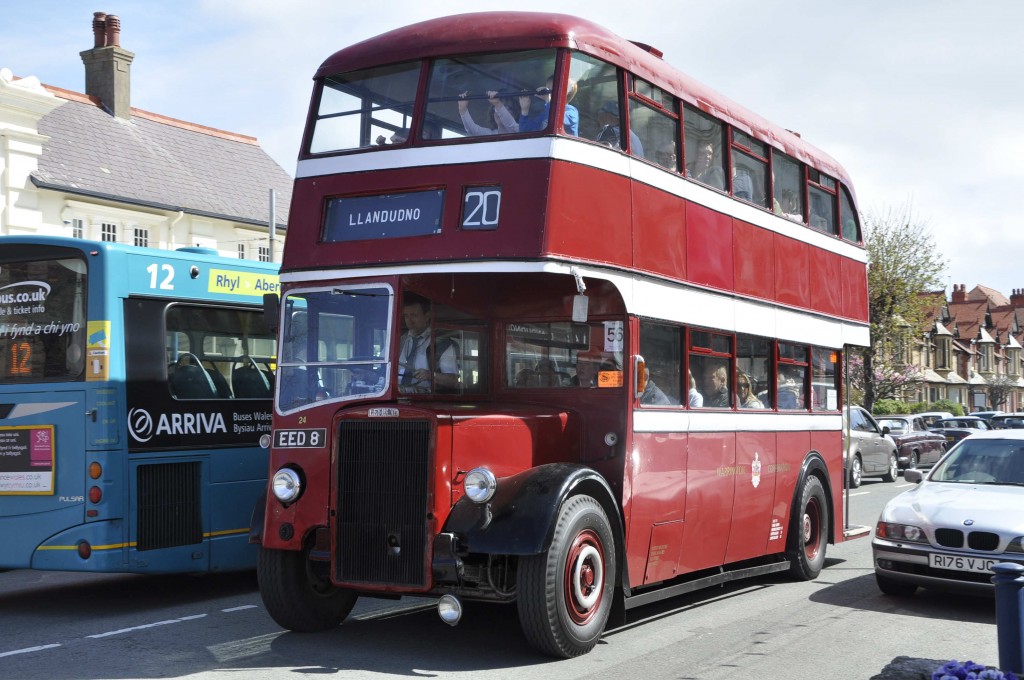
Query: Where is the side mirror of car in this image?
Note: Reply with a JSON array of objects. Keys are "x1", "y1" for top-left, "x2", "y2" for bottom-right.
[
  {"x1": 881, "y1": 425, "x2": 890, "y2": 435},
  {"x1": 904, "y1": 469, "x2": 923, "y2": 484}
]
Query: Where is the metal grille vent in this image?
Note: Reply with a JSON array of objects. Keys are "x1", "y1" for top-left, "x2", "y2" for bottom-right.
[
  {"x1": 136, "y1": 462, "x2": 202, "y2": 551},
  {"x1": 935, "y1": 528, "x2": 964, "y2": 548},
  {"x1": 335, "y1": 419, "x2": 431, "y2": 587},
  {"x1": 968, "y1": 531, "x2": 999, "y2": 551}
]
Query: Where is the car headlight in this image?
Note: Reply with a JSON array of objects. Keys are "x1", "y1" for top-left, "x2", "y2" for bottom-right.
[
  {"x1": 876, "y1": 521, "x2": 928, "y2": 543},
  {"x1": 463, "y1": 467, "x2": 497, "y2": 503},
  {"x1": 1007, "y1": 537, "x2": 1024, "y2": 554},
  {"x1": 272, "y1": 467, "x2": 302, "y2": 503}
]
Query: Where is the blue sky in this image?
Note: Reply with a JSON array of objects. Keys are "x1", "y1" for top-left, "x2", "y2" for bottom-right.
[{"x1": 4, "y1": 1, "x2": 1022, "y2": 299}]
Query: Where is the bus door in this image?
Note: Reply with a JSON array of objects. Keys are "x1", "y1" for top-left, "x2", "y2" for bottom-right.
[{"x1": 0, "y1": 388, "x2": 89, "y2": 568}]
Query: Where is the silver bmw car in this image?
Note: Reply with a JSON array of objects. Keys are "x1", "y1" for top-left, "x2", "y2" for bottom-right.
[{"x1": 872, "y1": 429, "x2": 1024, "y2": 596}]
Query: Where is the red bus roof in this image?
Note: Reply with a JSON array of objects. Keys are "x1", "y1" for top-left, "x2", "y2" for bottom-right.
[{"x1": 315, "y1": 12, "x2": 853, "y2": 190}]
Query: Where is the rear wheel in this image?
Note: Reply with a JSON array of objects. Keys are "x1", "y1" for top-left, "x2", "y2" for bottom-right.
[
  {"x1": 788, "y1": 475, "x2": 828, "y2": 580},
  {"x1": 257, "y1": 546, "x2": 357, "y2": 632},
  {"x1": 876, "y1": 573, "x2": 917, "y2": 597},
  {"x1": 517, "y1": 495, "x2": 616, "y2": 658},
  {"x1": 881, "y1": 453, "x2": 899, "y2": 482}
]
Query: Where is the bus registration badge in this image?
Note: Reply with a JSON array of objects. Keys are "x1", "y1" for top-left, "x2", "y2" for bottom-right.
[{"x1": 368, "y1": 407, "x2": 399, "y2": 418}]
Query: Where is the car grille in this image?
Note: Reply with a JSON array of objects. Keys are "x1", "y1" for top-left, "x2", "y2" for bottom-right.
[
  {"x1": 334, "y1": 419, "x2": 431, "y2": 587},
  {"x1": 934, "y1": 528, "x2": 1000, "y2": 551}
]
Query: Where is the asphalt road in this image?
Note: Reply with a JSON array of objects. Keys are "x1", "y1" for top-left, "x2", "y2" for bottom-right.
[{"x1": 0, "y1": 477, "x2": 1004, "y2": 679}]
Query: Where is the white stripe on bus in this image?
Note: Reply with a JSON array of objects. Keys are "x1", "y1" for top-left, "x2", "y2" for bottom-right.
[{"x1": 633, "y1": 410, "x2": 843, "y2": 433}]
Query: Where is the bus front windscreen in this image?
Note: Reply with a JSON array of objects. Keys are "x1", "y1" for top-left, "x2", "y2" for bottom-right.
[
  {"x1": 0, "y1": 249, "x2": 87, "y2": 382},
  {"x1": 278, "y1": 286, "x2": 392, "y2": 411}
]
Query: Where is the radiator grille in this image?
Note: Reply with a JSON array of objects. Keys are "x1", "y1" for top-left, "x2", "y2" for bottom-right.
[
  {"x1": 935, "y1": 528, "x2": 964, "y2": 548},
  {"x1": 335, "y1": 420, "x2": 431, "y2": 587},
  {"x1": 968, "y1": 531, "x2": 999, "y2": 551},
  {"x1": 136, "y1": 462, "x2": 202, "y2": 551}
]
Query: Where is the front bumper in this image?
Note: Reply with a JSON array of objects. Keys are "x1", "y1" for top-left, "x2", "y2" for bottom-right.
[{"x1": 872, "y1": 540, "x2": 1024, "y2": 595}]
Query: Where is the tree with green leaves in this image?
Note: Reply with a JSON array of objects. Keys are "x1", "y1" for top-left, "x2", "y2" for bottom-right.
[{"x1": 861, "y1": 204, "x2": 946, "y2": 411}]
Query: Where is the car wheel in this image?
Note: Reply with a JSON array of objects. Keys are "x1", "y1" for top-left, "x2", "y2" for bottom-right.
[
  {"x1": 881, "y1": 453, "x2": 898, "y2": 483},
  {"x1": 907, "y1": 451, "x2": 919, "y2": 470},
  {"x1": 876, "y1": 573, "x2": 917, "y2": 597},
  {"x1": 848, "y1": 455, "x2": 863, "y2": 489}
]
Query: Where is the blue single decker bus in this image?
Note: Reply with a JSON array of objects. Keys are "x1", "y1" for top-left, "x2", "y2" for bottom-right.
[{"x1": 0, "y1": 236, "x2": 279, "y2": 573}]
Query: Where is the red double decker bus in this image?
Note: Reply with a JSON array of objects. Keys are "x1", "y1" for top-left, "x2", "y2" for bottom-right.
[{"x1": 254, "y1": 12, "x2": 870, "y2": 658}]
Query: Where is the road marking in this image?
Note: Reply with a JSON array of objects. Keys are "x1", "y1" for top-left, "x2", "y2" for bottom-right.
[
  {"x1": 0, "y1": 643, "x2": 61, "y2": 658},
  {"x1": 222, "y1": 605, "x2": 258, "y2": 613},
  {"x1": 848, "y1": 491, "x2": 870, "y2": 497},
  {"x1": 88, "y1": 613, "x2": 207, "y2": 638}
]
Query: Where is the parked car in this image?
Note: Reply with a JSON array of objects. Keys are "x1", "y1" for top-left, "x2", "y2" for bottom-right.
[
  {"x1": 876, "y1": 415, "x2": 947, "y2": 470},
  {"x1": 873, "y1": 429, "x2": 1024, "y2": 596},
  {"x1": 969, "y1": 410, "x2": 1004, "y2": 421},
  {"x1": 929, "y1": 416, "x2": 992, "y2": 447},
  {"x1": 988, "y1": 413, "x2": 1024, "y2": 430},
  {"x1": 917, "y1": 411, "x2": 954, "y2": 427},
  {"x1": 844, "y1": 405, "x2": 899, "y2": 488}
]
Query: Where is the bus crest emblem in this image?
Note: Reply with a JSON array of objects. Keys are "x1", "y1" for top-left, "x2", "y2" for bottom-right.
[{"x1": 751, "y1": 452, "x2": 762, "y2": 488}]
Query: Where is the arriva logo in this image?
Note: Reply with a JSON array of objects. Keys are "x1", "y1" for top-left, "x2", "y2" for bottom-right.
[{"x1": 128, "y1": 407, "x2": 227, "y2": 442}]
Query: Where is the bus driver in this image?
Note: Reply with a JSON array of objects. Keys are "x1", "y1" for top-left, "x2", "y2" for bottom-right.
[{"x1": 398, "y1": 293, "x2": 459, "y2": 392}]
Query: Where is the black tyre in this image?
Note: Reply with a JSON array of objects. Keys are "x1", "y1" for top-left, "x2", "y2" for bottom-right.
[
  {"x1": 257, "y1": 546, "x2": 357, "y2": 632},
  {"x1": 788, "y1": 475, "x2": 828, "y2": 580},
  {"x1": 881, "y1": 453, "x2": 899, "y2": 483},
  {"x1": 848, "y1": 455, "x2": 863, "y2": 489},
  {"x1": 517, "y1": 495, "x2": 616, "y2": 658},
  {"x1": 876, "y1": 573, "x2": 917, "y2": 597}
]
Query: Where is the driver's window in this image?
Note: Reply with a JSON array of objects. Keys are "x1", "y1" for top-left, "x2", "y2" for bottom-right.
[{"x1": 399, "y1": 292, "x2": 485, "y2": 395}]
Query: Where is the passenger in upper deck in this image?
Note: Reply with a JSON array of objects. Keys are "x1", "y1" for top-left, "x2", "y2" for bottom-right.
[
  {"x1": 690, "y1": 142, "x2": 726, "y2": 190},
  {"x1": 457, "y1": 90, "x2": 519, "y2": 136},
  {"x1": 594, "y1": 102, "x2": 644, "y2": 157},
  {"x1": 517, "y1": 76, "x2": 579, "y2": 136}
]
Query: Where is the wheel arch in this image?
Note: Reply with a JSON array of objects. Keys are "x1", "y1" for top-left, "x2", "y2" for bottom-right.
[{"x1": 443, "y1": 463, "x2": 624, "y2": 559}]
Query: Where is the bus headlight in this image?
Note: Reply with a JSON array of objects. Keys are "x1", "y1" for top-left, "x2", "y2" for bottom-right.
[
  {"x1": 463, "y1": 467, "x2": 496, "y2": 504},
  {"x1": 272, "y1": 468, "x2": 302, "y2": 503}
]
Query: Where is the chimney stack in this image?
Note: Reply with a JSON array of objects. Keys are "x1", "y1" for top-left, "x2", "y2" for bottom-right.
[
  {"x1": 951, "y1": 284, "x2": 968, "y2": 303},
  {"x1": 80, "y1": 11, "x2": 134, "y2": 119}
]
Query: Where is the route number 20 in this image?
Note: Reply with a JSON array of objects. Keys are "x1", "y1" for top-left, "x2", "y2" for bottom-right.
[{"x1": 462, "y1": 187, "x2": 502, "y2": 229}]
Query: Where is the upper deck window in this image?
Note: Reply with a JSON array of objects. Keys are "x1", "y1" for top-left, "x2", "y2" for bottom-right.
[
  {"x1": 311, "y1": 61, "x2": 421, "y2": 154},
  {"x1": 773, "y1": 152, "x2": 805, "y2": 222},
  {"x1": 423, "y1": 50, "x2": 559, "y2": 140},
  {"x1": 683, "y1": 105, "x2": 726, "y2": 191},
  {"x1": 629, "y1": 77, "x2": 679, "y2": 168},
  {"x1": 731, "y1": 130, "x2": 769, "y2": 208}
]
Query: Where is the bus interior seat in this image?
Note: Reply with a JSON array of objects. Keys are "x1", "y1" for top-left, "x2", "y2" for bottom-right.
[
  {"x1": 168, "y1": 353, "x2": 218, "y2": 400},
  {"x1": 204, "y1": 365, "x2": 232, "y2": 398},
  {"x1": 232, "y1": 358, "x2": 271, "y2": 398}
]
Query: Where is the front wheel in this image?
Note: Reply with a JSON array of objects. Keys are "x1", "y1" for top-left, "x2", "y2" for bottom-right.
[
  {"x1": 788, "y1": 475, "x2": 828, "y2": 580},
  {"x1": 881, "y1": 453, "x2": 899, "y2": 483},
  {"x1": 257, "y1": 546, "x2": 357, "y2": 632},
  {"x1": 517, "y1": 495, "x2": 616, "y2": 658},
  {"x1": 907, "y1": 451, "x2": 919, "y2": 470}
]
